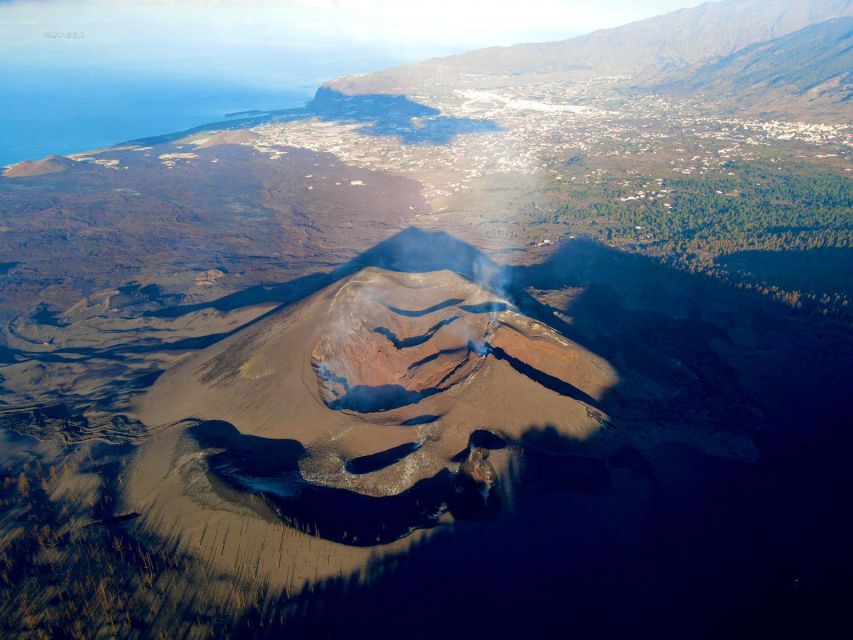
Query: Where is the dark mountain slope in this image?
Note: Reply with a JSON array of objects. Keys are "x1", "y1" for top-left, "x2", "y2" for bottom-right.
[
  {"x1": 328, "y1": 0, "x2": 853, "y2": 94},
  {"x1": 662, "y1": 17, "x2": 853, "y2": 117}
]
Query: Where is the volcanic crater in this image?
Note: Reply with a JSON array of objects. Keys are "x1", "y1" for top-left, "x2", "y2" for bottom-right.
[
  {"x1": 311, "y1": 270, "x2": 503, "y2": 413},
  {"x1": 138, "y1": 267, "x2": 617, "y2": 498}
]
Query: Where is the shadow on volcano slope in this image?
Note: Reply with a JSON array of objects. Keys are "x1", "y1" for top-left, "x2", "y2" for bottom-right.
[
  {"x1": 187, "y1": 420, "x2": 496, "y2": 546},
  {"x1": 242, "y1": 424, "x2": 853, "y2": 639},
  {"x1": 145, "y1": 227, "x2": 849, "y2": 435},
  {"x1": 149, "y1": 228, "x2": 853, "y2": 638},
  {"x1": 148, "y1": 227, "x2": 507, "y2": 319},
  {"x1": 143, "y1": 227, "x2": 596, "y2": 359},
  {"x1": 0, "y1": 226, "x2": 835, "y2": 636}
]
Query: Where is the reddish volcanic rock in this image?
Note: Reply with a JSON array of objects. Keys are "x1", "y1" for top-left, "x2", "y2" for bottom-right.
[
  {"x1": 311, "y1": 268, "x2": 612, "y2": 413},
  {"x1": 311, "y1": 269, "x2": 497, "y2": 411},
  {"x1": 140, "y1": 266, "x2": 617, "y2": 496}
]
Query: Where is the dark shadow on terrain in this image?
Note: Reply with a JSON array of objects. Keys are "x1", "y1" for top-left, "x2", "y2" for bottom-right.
[
  {"x1": 383, "y1": 298, "x2": 465, "y2": 317},
  {"x1": 374, "y1": 315, "x2": 461, "y2": 348},
  {"x1": 609, "y1": 444, "x2": 655, "y2": 479},
  {"x1": 518, "y1": 426, "x2": 611, "y2": 490},
  {"x1": 189, "y1": 421, "x2": 611, "y2": 549},
  {"x1": 345, "y1": 441, "x2": 423, "y2": 474},
  {"x1": 31, "y1": 303, "x2": 68, "y2": 327},
  {"x1": 717, "y1": 246, "x2": 853, "y2": 297},
  {"x1": 125, "y1": 87, "x2": 500, "y2": 147},
  {"x1": 0, "y1": 344, "x2": 20, "y2": 365},
  {"x1": 328, "y1": 383, "x2": 440, "y2": 413},
  {"x1": 189, "y1": 419, "x2": 305, "y2": 477},
  {"x1": 269, "y1": 470, "x2": 454, "y2": 546},
  {"x1": 459, "y1": 301, "x2": 513, "y2": 314},
  {"x1": 480, "y1": 342, "x2": 601, "y2": 408},
  {"x1": 308, "y1": 88, "x2": 502, "y2": 144},
  {"x1": 80, "y1": 441, "x2": 138, "y2": 521},
  {"x1": 401, "y1": 414, "x2": 441, "y2": 426},
  {"x1": 234, "y1": 423, "x2": 853, "y2": 639},
  {"x1": 6, "y1": 226, "x2": 853, "y2": 636},
  {"x1": 148, "y1": 271, "x2": 332, "y2": 319},
  {"x1": 187, "y1": 420, "x2": 494, "y2": 546},
  {"x1": 164, "y1": 228, "x2": 852, "y2": 638},
  {"x1": 111, "y1": 281, "x2": 177, "y2": 309},
  {"x1": 8, "y1": 228, "x2": 851, "y2": 453},
  {"x1": 406, "y1": 347, "x2": 467, "y2": 373},
  {"x1": 451, "y1": 428, "x2": 508, "y2": 462},
  {"x1": 146, "y1": 228, "x2": 502, "y2": 321},
  {"x1": 143, "y1": 227, "x2": 578, "y2": 349},
  {"x1": 138, "y1": 226, "x2": 845, "y2": 430},
  {"x1": 469, "y1": 429, "x2": 507, "y2": 450},
  {"x1": 0, "y1": 405, "x2": 145, "y2": 446},
  {"x1": 147, "y1": 227, "x2": 510, "y2": 323}
]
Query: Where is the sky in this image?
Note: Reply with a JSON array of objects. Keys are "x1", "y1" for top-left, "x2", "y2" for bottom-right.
[{"x1": 3, "y1": 0, "x2": 710, "y2": 69}]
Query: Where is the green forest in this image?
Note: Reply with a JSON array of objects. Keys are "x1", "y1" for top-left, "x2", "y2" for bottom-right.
[{"x1": 544, "y1": 161, "x2": 853, "y2": 321}]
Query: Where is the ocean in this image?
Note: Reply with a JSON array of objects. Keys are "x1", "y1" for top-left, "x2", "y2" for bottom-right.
[
  {"x1": 0, "y1": 46, "x2": 417, "y2": 168},
  {"x1": 0, "y1": 67, "x2": 313, "y2": 166},
  {"x1": 0, "y1": 8, "x2": 457, "y2": 168}
]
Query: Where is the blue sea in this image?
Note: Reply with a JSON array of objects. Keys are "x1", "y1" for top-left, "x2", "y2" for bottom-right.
[
  {"x1": 0, "y1": 4, "x2": 457, "y2": 167},
  {"x1": 0, "y1": 47, "x2": 422, "y2": 168},
  {"x1": 0, "y1": 67, "x2": 315, "y2": 166}
]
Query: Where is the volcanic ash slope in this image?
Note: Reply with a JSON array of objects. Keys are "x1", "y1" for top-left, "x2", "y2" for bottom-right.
[{"x1": 137, "y1": 267, "x2": 617, "y2": 493}]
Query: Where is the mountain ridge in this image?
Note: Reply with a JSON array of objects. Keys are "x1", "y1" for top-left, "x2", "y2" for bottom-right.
[
  {"x1": 658, "y1": 16, "x2": 853, "y2": 118},
  {"x1": 326, "y1": 0, "x2": 853, "y2": 101}
]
